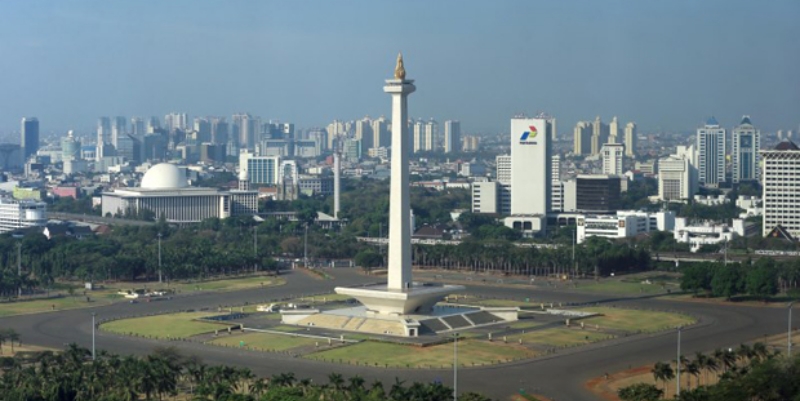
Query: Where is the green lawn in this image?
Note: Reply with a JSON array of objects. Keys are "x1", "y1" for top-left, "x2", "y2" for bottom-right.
[
  {"x1": 579, "y1": 306, "x2": 695, "y2": 333},
  {"x1": 571, "y1": 279, "x2": 677, "y2": 295},
  {"x1": 507, "y1": 328, "x2": 614, "y2": 347},
  {"x1": 269, "y1": 325, "x2": 306, "y2": 332},
  {"x1": 209, "y1": 332, "x2": 320, "y2": 351},
  {"x1": 508, "y1": 319, "x2": 544, "y2": 330},
  {"x1": 305, "y1": 339, "x2": 536, "y2": 368},
  {"x1": 139, "y1": 275, "x2": 285, "y2": 293},
  {"x1": 101, "y1": 312, "x2": 229, "y2": 338},
  {"x1": 0, "y1": 291, "x2": 123, "y2": 317}
]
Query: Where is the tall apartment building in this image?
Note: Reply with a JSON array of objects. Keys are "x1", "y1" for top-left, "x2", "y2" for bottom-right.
[
  {"x1": 696, "y1": 117, "x2": 726, "y2": 187},
  {"x1": 20, "y1": 117, "x2": 39, "y2": 160},
  {"x1": 355, "y1": 117, "x2": 374, "y2": 152},
  {"x1": 601, "y1": 143, "x2": 625, "y2": 176},
  {"x1": 496, "y1": 154, "x2": 511, "y2": 184},
  {"x1": 371, "y1": 116, "x2": 390, "y2": 149},
  {"x1": 551, "y1": 154, "x2": 564, "y2": 212},
  {"x1": 444, "y1": 120, "x2": 461, "y2": 153},
  {"x1": 96, "y1": 117, "x2": 111, "y2": 161},
  {"x1": 761, "y1": 141, "x2": 800, "y2": 237},
  {"x1": 164, "y1": 112, "x2": 188, "y2": 132},
  {"x1": 590, "y1": 116, "x2": 610, "y2": 155},
  {"x1": 326, "y1": 119, "x2": 347, "y2": 150},
  {"x1": 624, "y1": 122, "x2": 637, "y2": 157},
  {"x1": 232, "y1": 113, "x2": 260, "y2": 150},
  {"x1": 608, "y1": 116, "x2": 620, "y2": 144},
  {"x1": 658, "y1": 145, "x2": 698, "y2": 201},
  {"x1": 732, "y1": 115, "x2": 760, "y2": 183},
  {"x1": 573, "y1": 121, "x2": 592, "y2": 155},
  {"x1": 111, "y1": 116, "x2": 127, "y2": 148},
  {"x1": 462, "y1": 135, "x2": 480, "y2": 152}
]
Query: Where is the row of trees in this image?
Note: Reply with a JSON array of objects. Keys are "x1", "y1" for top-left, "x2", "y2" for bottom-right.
[
  {"x1": 620, "y1": 342, "x2": 798, "y2": 401},
  {"x1": 0, "y1": 345, "x2": 491, "y2": 401},
  {"x1": 680, "y1": 259, "x2": 800, "y2": 299}
]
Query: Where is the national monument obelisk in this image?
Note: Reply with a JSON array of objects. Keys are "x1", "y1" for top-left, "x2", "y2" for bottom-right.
[{"x1": 335, "y1": 54, "x2": 462, "y2": 317}]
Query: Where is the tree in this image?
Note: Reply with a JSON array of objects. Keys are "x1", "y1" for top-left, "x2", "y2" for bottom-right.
[
  {"x1": 354, "y1": 250, "x2": 383, "y2": 272},
  {"x1": 618, "y1": 383, "x2": 663, "y2": 401},
  {"x1": 745, "y1": 260, "x2": 778, "y2": 300},
  {"x1": 3, "y1": 329, "x2": 19, "y2": 353},
  {"x1": 651, "y1": 361, "x2": 674, "y2": 395},
  {"x1": 681, "y1": 263, "x2": 714, "y2": 295},
  {"x1": 710, "y1": 264, "x2": 744, "y2": 299}
]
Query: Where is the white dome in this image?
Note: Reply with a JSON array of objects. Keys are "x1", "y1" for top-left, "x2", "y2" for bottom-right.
[{"x1": 140, "y1": 163, "x2": 188, "y2": 189}]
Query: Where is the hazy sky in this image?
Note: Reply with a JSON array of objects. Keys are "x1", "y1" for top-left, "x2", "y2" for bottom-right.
[{"x1": 1, "y1": 1, "x2": 798, "y2": 138}]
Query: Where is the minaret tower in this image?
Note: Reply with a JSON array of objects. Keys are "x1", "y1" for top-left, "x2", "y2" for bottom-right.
[{"x1": 384, "y1": 53, "x2": 415, "y2": 291}]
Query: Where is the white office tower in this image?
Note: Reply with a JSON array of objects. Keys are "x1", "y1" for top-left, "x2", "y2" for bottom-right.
[
  {"x1": 696, "y1": 117, "x2": 726, "y2": 187},
  {"x1": 232, "y1": 113, "x2": 260, "y2": 150},
  {"x1": 96, "y1": 117, "x2": 110, "y2": 161},
  {"x1": 658, "y1": 145, "x2": 698, "y2": 201},
  {"x1": 424, "y1": 119, "x2": 438, "y2": 151},
  {"x1": 496, "y1": 154, "x2": 511, "y2": 184},
  {"x1": 238, "y1": 152, "x2": 281, "y2": 185},
  {"x1": 591, "y1": 116, "x2": 610, "y2": 155},
  {"x1": 0, "y1": 198, "x2": 47, "y2": 233},
  {"x1": 573, "y1": 121, "x2": 592, "y2": 155},
  {"x1": 164, "y1": 112, "x2": 188, "y2": 132},
  {"x1": 371, "y1": 116, "x2": 390, "y2": 149},
  {"x1": 551, "y1": 154, "x2": 563, "y2": 212},
  {"x1": 444, "y1": 120, "x2": 461, "y2": 153},
  {"x1": 608, "y1": 116, "x2": 619, "y2": 144},
  {"x1": 355, "y1": 117, "x2": 374, "y2": 152},
  {"x1": 326, "y1": 119, "x2": 347, "y2": 150},
  {"x1": 602, "y1": 143, "x2": 625, "y2": 176},
  {"x1": 511, "y1": 117, "x2": 552, "y2": 215},
  {"x1": 412, "y1": 120, "x2": 425, "y2": 153},
  {"x1": 624, "y1": 122, "x2": 637, "y2": 157},
  {"x1": 732, "y1": 115, "x2": 761, "y2": 183},
  {"x1": 761, "y1": 141, "x2": 800, "y2": 237}
]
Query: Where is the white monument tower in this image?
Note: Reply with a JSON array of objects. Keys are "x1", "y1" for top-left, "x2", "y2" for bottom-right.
[{"x1": 335, "y1": 54, "x2": 463, "y2": 317}]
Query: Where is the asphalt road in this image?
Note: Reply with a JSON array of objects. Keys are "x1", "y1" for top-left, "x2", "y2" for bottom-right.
[{"x1": 0, "y1": 269, "x2": 791, "y2": 401}]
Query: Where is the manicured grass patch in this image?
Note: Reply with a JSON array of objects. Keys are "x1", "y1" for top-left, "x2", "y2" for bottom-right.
[
  {"x1": 269, "y1": 325, "x2": 305, "y2": 333},
  {"x1": 305, "y1": 339, "x2": 536, "y2": 367},
  {"x1": 509, "y1": 319, "x2": 544, "y2": 330},
  {"x1": 579, "y1": 306, "x2": 695, "y2": 333},
  {"x1": 101, "y1": 312, "x2": 228, "y2": 338},
  {"x1": 209, "y1": 332, "x2": 319, "y2": 351},
  {"x1": 508, "y1": 328, "x2": 614, "y2": 347}
]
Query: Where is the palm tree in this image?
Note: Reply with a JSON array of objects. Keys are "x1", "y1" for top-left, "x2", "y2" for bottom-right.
[
  {"x1": 751, "y1": 342, "x2": 769, "y2": 361},
  {"x1": 327, "y1": 372, "x2": 344, "y2": 391},
  {"x1": 685, "y1": 360, "x2": 701, "y2": 390},
  {"x1": 736, "y1": 344, "x2": 753, "y2": 365},
  {"x1": 4, "y1": 329, "x2": 19, "y2": 353},
  {"x1": 651, "y1": 361, "x2": 674, "y2": 396}
]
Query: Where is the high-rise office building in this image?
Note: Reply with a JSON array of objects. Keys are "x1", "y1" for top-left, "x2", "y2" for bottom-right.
[
  {"x1": 111, "y1": 116, "x2": 127, "y2": 147},
  {"x1": 131, "y1": 117, "x2": 146, "y2": 138},
  {"x1": 355, "y1": 117, "x2": 374, "y2": 152},
  {"x1": 590, "y1": 116, "x2": 610, "y2": 155},
  {"x1": 658, "y1": 145, "x2": 698, "y2": 202},
  {"x1": 412, "y1": 120, "x2": 425, "y2": 153},
  {"x1": 496, "y1": 154, "x2": 511, "y2": 184},
  {"x1": 510, "y1": 117, "x2": 552, "y2": 215},
  {"x1": 164, "y1": 113, "x2": 188, "y2": 132},
  {"x1": 21, "y1": 117, "x2": 39, "y2": 159},
  {"x1": 551, "y1": 154, "x2": 563, "y2": 212},
  {"x1": 239, "y1": 152, "x2": 280, "y2": 185},
  {"x1": 232, "y1": 113, "x2": 259, "y2": 150},
  {"x1": 624, "y1": 122, "x2": 637, "y2": 157},
  {"x1": 210, "y1": 117, "x2": 229, "y2": 145},
  {"x1": 146, "y1": 116, "x2": 161, "y2": 134},
  {"x1": 696, "y1": 117, "x2": 726, "y2": 187},
  {"x1": 573, "y1": 121, "x2": 592, "y2": 155},
  {"x1": 96, "y1": 117, "x2": 111, "y2": 161},
  {"x1": 424, "y1": 119, "x2": 438, "y2": 151},
  {"x1": 732, "y1": 115, "x2": 760, "y2": 183},
  {"x1": 61, "y1": 130, "x2": 81, "y2": 161},
  {"x1": 761, "y1": 141, "x2": 800, "y2": 237},
  {"x1": 444, "y1": 120, "x2": 461, "y2": 153},
  {"x1": 602, "y1": 143, "x2": 625, "y2": 176},
  {"x1": 193, "y1": 118, "x2": 212, "y2": 143},
  {"x1": 608, "y1": 116, "x2": 619, "y2": 144}
]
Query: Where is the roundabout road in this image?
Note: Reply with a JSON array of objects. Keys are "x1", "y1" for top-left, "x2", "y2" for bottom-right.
[{"x1": 1, "y1": 269, "x2": 790, "y2": 401}]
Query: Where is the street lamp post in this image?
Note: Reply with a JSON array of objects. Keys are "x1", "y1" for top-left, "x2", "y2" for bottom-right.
[
  {"x1": 790, "y1": 302, "x2": 795, "y2": 356},
  {"x1": 453, "y1": 332, "x2": 460, "y2": 401},
  {"x1": 303, "y1": 224, "x2": 309, "y2": 267},
  {"x1": 676, "y1": 326, "x2": 682, "y2": 396},
  {"x1": 16, "y1": 242, "x2": 22, "y2": 297},
  {"x1": 92, "y1": 312, "x2": 96, "y2": 360},
  {"x1": 253, "y1": 226, "x2": 258, "y2": 272},
  {"x1": 157, "y1": 233, "x2": 163, "y2": 283}
]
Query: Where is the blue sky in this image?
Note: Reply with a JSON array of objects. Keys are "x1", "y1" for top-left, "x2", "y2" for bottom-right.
[{"x1": 0, "y1": 0, "x2": 798, "y2": 137}]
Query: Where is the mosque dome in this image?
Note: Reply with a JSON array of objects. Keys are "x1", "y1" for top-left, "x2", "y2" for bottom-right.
[{"x1": 140, "y1": 163, "x2": 188, "y2": 189}]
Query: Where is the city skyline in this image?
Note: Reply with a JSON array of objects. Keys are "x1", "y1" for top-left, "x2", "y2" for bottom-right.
[{"x1": 1, "y1": 1, "x2": 798, "y2": 136}]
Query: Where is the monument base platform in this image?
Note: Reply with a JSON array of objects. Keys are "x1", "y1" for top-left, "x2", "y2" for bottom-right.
[{"x1": 334, "y1": 282, "x2": 464, "y2": 316}]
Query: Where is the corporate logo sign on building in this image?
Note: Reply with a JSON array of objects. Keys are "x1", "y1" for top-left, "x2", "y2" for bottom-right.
[{"x1": 519, "y1": 125, "x2": 539, "y2": 145}]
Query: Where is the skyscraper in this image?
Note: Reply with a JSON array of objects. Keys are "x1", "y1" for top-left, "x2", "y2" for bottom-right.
[
  {"x1": 602, "y1": 143, "x2": 625, "y2": 176},
  {"x1": 573, "y1": 121, "x2": 592, "y2": 155},
  {"x1": 20, "y1": 117, "x2": 39, "y2": 159},
  {"x1": 590, "y1": 116, "x2": 610, "y2": 155},
  {"x1": 96, "y1": 117, "x2": 111, "y2": 161},
  {"x1": 355, "y1": 117, "x2": 374, "y2": 152},
  {"x1": 762, "y1": 141, "x2": 800, "y2": 237},
  {"x1": 510, "y1": 117, "x2": 552, "y2": 215},
  {"x1": 608, "y1": 116, "x2": 620, "y2": 144},
  {"x1": 444, "y1": 120, "x2": 461, "y2": 153},
  {"x1": 658, "y1": 145, "x2": 698, "y2": 202},
  {"x1": 371, "y1": 116, "x2": 390, "y2": 149},
  {"x1": 696, "y1": 117, "x2": 726, "y2": 187},
  {"x1": 412, "y1": 120, "x2": 425, "y2": 153},
  {"x1": 732, "y1": 115, "x2": 760, "y2": 183},
  {"x1": 624, "y1": 122, "x2": 637, "y2": 157},
  {"x1": 232, "y1": 113, "x2": 259, "y2": 150},
  {"x1": 111, "y1": 116, "x2": 127, "y2": 148},
  {"x1": 131, "y1": 117, "x2": 146, "y2": 138}
]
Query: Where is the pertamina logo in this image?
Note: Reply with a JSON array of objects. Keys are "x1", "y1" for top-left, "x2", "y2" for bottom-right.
[{"x1": 519, "y1": 125, "x2": 538, "y2": 145}]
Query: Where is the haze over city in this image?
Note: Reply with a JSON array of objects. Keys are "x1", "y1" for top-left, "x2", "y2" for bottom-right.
[{"x1": 1, "y1": 0, "x2": 799, "y2": 137}]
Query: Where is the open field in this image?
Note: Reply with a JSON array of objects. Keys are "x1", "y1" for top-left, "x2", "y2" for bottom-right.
[
  {"x1": 0, "y1": 291, "x2": 123, "y2": 317},
  {"x1": 579, "y1": 307, "x2": 695, "y2": 333},
  {"x1": 101, "y1": 312, "x2": 229, "y2": 338},
  {"x1": 209, "y1": 332, "x2": 320, "y2": 351},
  {"x1": 571, "y1": 279, "x2": 677, "y2": 295},
  {"x1": 508, "y1": 319, "x2": 545, "y2": 330},
  {"x1": 0, "y1": 343, "x2": 57, "y2": 357},
  {"x1": 305, "y1": 339, "x2": 537, "y2": 368},
  {"x1": 124, "y1": 275, "x2": 285, "y2": 293},
  {"x1": 508, "y1": 328, "x2": 614, "y2": 347}
]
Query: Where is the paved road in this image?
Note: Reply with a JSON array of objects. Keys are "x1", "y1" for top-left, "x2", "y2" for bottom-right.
[{"x1": 0, "y1": 269, "x2": 791, "y2": 401}]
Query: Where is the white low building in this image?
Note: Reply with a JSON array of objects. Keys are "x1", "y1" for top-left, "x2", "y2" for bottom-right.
[
  {"x1": 0, "y1": 197, "x2": 47, "y2": 233},
  {"x1": 577, "y1": 210, "x2": 675, "y2": 243},
  {"x1": 673, "y1": 217, "x2": 748, "y2": 252},
  {"x1": 736, "y1": 196, "x2": 762, "y2": 218}
]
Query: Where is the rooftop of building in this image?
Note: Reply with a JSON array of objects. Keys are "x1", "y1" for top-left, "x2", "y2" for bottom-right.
[{"x1": 773, "y1": 140, "x2": 800, "y2": 151}]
